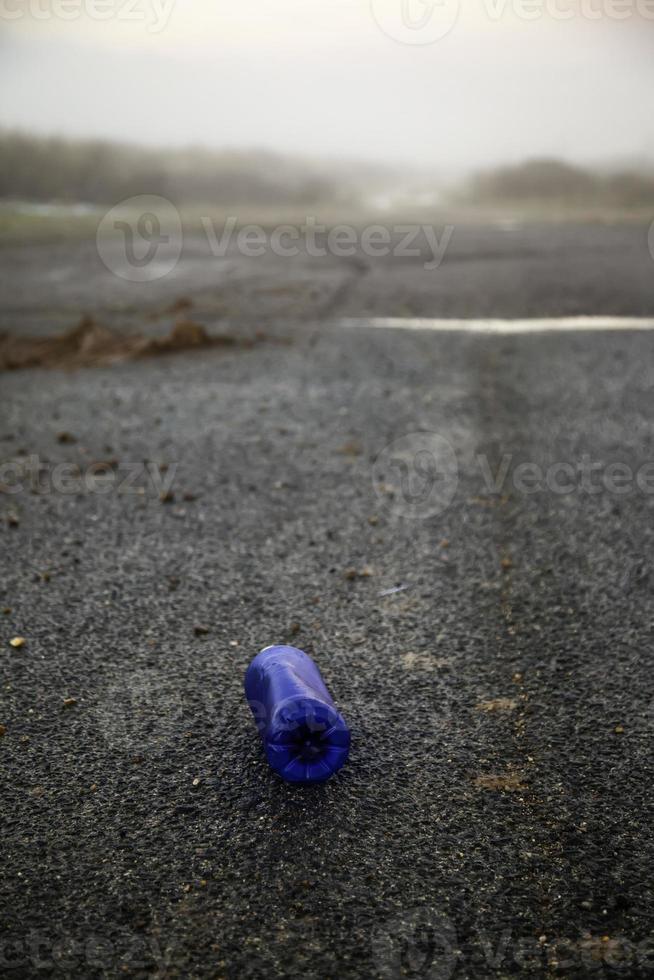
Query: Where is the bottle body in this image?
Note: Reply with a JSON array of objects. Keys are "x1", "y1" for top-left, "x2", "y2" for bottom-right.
[{"x1": 244, "y1": 645, "x2": 350, "y2": 783}]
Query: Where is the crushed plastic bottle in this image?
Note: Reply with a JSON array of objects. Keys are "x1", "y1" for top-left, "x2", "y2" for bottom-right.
[{"x1": 244, "y1": 645, "x2": 350, "y2": 783}]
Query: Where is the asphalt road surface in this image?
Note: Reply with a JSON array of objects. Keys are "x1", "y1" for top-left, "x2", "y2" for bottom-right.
[
  {"x1": 1, "y1": 222, "x2": 654, "y2": 978},
  {"x1": 2, "y1": 222, "x2": 654, "y2": 335}
]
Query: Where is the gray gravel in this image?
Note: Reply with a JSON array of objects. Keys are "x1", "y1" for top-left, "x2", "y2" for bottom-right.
[{"x1": 1, "y1": 225, "x2": 654, "y2": 978}]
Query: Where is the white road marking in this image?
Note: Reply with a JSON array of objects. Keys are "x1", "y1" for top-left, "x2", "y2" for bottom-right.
[{"x1": 339, "y1": 317, "x2": 654, "y2": 334}]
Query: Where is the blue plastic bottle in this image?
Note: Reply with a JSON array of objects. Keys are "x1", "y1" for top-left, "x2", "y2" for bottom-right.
[{"x1": 244, "y1": 645, "x2": 350, "y2": 783}]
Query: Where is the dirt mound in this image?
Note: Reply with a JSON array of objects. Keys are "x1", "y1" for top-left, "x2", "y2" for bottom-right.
[{"x1": 0, "y1": 316, "x2": 254, "y2": 371}]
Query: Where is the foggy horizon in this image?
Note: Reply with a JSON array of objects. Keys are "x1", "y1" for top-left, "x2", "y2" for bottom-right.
[{"x1": 2, "y1": 1, "x2": 654, "y2": 175}]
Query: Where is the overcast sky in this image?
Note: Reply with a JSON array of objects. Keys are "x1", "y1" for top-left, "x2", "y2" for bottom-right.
[{"x1": 1, "y1": 0, "x2": 653, "y2": 172}]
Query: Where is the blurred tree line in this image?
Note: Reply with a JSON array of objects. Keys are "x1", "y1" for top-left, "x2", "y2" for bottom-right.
[
  {"x1": 0, "y1": 130, "x2": 349, "y2": 206},
  {"x1": 2, "y1": 132, "x2": 653, "y2": 212},
  {"x1": 470, "y1": 158, "x2": 654, "y2": 208}
]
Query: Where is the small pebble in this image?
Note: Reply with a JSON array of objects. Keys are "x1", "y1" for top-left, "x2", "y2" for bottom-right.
[
  {"x1": 344, "y1": 566, "x2": 374, "y2": 580},
  {"x1": 337, "y1": 441, "x2": 362, "y2": 457},
  {"x1": 9, "y1": 637, "x2": 26, "y2": 648}
]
